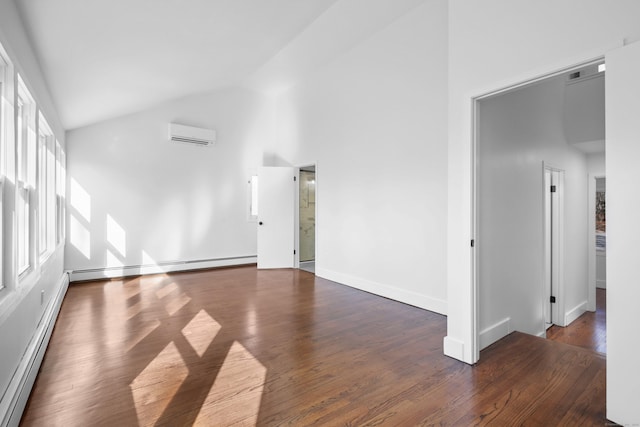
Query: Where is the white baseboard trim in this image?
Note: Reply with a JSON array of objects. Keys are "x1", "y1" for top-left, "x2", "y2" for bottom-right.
[
  {"x1": 479, "y1": 317, "x2": 510, "y2": 350},
  {"x1": 1, "y1": 273, "x2": 69, "y2": 427},
  {"x1": 315, "y1": 267, "x2": 447, "y2": 315},
  {"x1": 443, "y1": 336, "x2": 465, "y2": 362},
  {"x1": 565, "y1": 300, "x2": 588, "y2": 326},
  {"x1": 69, "y1": 255, "x2": 257, "y2": 282}
]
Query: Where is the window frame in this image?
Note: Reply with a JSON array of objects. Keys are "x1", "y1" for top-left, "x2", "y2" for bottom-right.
[
  {"x1": 0, "y1": 56, "x2": 5, "y2": 291},
  {"x1": 55, "y1": 139, "x2": 66, "y2": 245},
  {"x1": 16, "y1": 75, "x2": 37, "y2": 279},
  {"x1": 247, "y1": 174, "x2": 258, "y2": 222},
  {"x1": 37, "y1": 112, "x2": 55, "y2": 260}
]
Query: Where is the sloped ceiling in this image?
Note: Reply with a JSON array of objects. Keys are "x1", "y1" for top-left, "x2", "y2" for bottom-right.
[{"x1": 15, "y1": 0, "x2": 339, "y2": 129}]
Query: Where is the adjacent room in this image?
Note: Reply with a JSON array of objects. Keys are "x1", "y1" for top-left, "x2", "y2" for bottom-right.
[{"x1": 0, "y1": 0, "x2": 639, "y2": 425}]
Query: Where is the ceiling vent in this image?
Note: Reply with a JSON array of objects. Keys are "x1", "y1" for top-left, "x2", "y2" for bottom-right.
[
  {"x1": 168, "y1": 123, "x2": 216, "y2": 147},
  {"x1": 566, "y1": 63, "x2": 603, "y2": 86}
]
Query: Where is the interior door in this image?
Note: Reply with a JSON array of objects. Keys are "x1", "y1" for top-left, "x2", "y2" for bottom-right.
[
  {"x1": 544, "y1": 167, "x2": 561, "y2": 328},
  {"x1": 257, "y1": 166, "x2": 295, "y2": 269},
  {"x1": 544, "y1": 169, "x2": 552, "y2": 328},
  {"x1": 605, "y1": 40, "x2": 640, "y2": 425}
]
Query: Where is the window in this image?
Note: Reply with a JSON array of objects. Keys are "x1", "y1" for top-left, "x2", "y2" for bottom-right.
[
  {"x1": 38, "y1": 113, "x2": 55, "y2": 257},
  {"x1": 55, "y1": 139, "x2": 66, "y2": 245},
  {"x1": 0, "y1": 54, "x2": 6, "y2": 290},
  {"x1": 17, "y1": 75, "x2": 36, "y2": 276},
  {"x1": 248, "y1": 174, "x2": 258, "y2": 221}
]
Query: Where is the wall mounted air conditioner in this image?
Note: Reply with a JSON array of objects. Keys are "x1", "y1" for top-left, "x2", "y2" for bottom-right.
[{"x1": 168, "y1": 123, "x2": 216, "y2": 147}]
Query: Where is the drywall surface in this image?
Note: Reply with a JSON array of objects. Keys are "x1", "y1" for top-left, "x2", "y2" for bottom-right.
[
  {"x1": 563, "y1": 73, "x2": 605, "y2": 150},
  {"x1": 0, "y1": 0, "x2": 67, "y2": 419},
  {"x1": 245, "y1": 0, "x2": 427, "y2": 95},
  {"x1": 587, "y1": 152, "x2": 605, "y2": 175},
  {"x1": 273, "y1": 1, "x2": 448, "y2": 313},
  {"x1": 65, "y1": 87, "x2": 271, "y2": 272},
  {"x1": 447, "y1": 0, "x2": 640, "y2": 364},
  {"x1": 0, "y1": 0, "x2": 63, "y2": 136},
  {"x1": 478, "y1": 76, "x2": 588, "y2": 344}
]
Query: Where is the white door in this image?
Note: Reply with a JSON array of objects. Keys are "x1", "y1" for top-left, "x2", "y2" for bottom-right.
[
  {"x1": 257, "y1": 166, "x2": 295, "y2": 269},
  {"x1": 605, "y1": 41, "x2": 640, "y2": 425},
  {"x1": 544, "y1": 169, "x2": 552, "y2": 327},
  {"x1": 543, "y1": 167, "x2": 561, "y2": 328}
]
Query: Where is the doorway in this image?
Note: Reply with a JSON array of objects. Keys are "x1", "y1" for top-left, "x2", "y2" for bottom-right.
[
  {"x1": 298, "y1": 165, "x2": 316, "y2": 274},
  {"x1": 595, "y1": 177, "x2": 606, "y2": 290},
  {"x1": 474, "y1": 58, "x2": 605, "y2": 354}
]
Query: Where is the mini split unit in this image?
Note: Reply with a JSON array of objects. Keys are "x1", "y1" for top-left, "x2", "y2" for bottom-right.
[{"x1": 168, "y1": 123, "x2": 216, "y2": 147}]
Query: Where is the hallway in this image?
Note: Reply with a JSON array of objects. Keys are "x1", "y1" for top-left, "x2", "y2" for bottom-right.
[{"x1": 547, "y1": 288, "x2": 606, "y2": 354}]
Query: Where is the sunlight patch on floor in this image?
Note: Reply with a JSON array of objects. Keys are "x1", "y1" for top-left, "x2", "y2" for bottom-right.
[
  {"x1": 125, "y1": 319, "x2": 161, "y2": 353},
  {"x1": 155, "y1": 282, "x2": 179, "y2": 299},
  {"x1": 139, "y1": 273, "x2": 167, "y2": 286},
  {"x1": 130, "y1": 341, "x2": 188, "y2": 426},
  {"x1": 181, "y1": 310, "x2": 221, "y2": 357},
  {"x1": 195, "y1": 341, "x2": 266, "y2": 426},
  {"x1": 126, "y1": 299, "x2": 143, "y2": 320},
  {"x1": 165, "y1": 292, "x2": 191, "y2": 316}
]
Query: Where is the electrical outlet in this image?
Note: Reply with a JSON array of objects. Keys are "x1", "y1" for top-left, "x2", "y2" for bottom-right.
[{"x1": 41, "y1": 290, "x2": 45, "y2": 305}]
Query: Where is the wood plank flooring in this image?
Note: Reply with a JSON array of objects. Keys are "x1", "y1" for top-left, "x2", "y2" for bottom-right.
[
  {"x1": 20, "y1": 266, "x2": 608, "y2": 426},
  {"x1": 547, "y1": 288, "x2": 606, "y2": 354}
]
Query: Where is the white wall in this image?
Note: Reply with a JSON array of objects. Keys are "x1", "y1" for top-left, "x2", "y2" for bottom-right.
[
  {"x1": 587, "y1": 152, "x2": 605, "y2": 175},
  {"x1": 0, "y1": 1, "x2": 62, "y2": 137},
  {"x1": 564, "y1": 72, "x2": 605, "y2": 151},
  {"x1": 65, "y1": 87, "x2": 271, "y2": 276},
  {"x1": 0, "y1": 0, "x2": 67, "y2": 423},
  {"x1": 447, "y1": 1, "x2": 640, "y2": 424},
  {"x1": 446, "y1": 0, "x2": 640, "y2": 363},
  {"x1": 478, "y1": 77, "x2": 588, "y2": 346},
  {"x1": 273, "y1": 0, "x2": 448, "y2": 313}
]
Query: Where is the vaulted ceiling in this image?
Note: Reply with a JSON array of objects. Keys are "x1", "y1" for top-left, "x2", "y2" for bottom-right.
[{"x1": 16, "y1": 0, "x2": 339, "y2": 129}]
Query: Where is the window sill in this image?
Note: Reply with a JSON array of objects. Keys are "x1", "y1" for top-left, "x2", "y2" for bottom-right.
[{"x1": 39, "y1": 249, "x2": 54, "y2": 265}]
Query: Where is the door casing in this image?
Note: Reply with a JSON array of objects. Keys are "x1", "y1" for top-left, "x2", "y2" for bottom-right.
[{"x1": 471, "y1": 57, "x2": 604, "y2": 362}]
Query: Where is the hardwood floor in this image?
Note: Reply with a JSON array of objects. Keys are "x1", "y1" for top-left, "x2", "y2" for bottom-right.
[
  {"x1": 547, "y1": 288, "x2": 607, "y2": 354},
  {"x1": 21, "y1": 266, "x2": 608, "y2": 426}
]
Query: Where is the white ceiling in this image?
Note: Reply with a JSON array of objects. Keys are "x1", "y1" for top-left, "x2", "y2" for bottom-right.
[{"x1": 16, "y1": 0, "x2": 339, "y2": 129}]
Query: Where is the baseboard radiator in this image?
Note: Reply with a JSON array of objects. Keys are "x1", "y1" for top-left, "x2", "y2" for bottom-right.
[
  {"x1": 1, "y1": 273, "x2": 69, "y2": 427},
  {"x1": 69, "y1": 255, "x2": 257, "y2": 282}
]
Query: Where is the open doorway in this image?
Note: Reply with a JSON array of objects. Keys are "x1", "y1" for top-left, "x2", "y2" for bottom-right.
[
  {"x1": 298, "y1": 165, "x2": 316, "y2": 274},
  {"x1": 475, "y1": 59, "x2": 606, "y2": 353},
  {"x1": 595, "y1": 177, "x2": 606, "y2": 291}
]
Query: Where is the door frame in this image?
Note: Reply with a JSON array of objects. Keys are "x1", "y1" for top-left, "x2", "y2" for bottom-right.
[
  {"x1": 471, "y1": 57, "x2": 604, "y2": 361},
  {"x1": 294, "y1": 162, "x2": 318, "y2": 271}
]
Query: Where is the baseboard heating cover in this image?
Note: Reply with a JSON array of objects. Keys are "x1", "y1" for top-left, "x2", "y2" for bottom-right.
[
  {"x1": 69, "y1": 255, "x2": 257, "y2": 282},
  {"x1": 1, "y1": 273, "x2": 69, "y2": 427}
]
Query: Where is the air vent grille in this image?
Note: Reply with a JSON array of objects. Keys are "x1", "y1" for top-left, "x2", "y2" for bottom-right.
[
  {"x1": 168, "y1": 123, "x2": 216, "y2": 147},
  {"x1": 170, "y1": 136, "x2": 212, "y2": 146}
]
